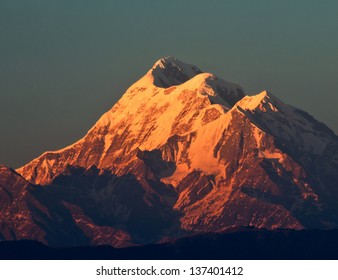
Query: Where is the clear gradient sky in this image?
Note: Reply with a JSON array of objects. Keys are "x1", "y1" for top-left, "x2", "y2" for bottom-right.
[{"x1": 1, "y1": 0, "x2": 338, "y2": 168}]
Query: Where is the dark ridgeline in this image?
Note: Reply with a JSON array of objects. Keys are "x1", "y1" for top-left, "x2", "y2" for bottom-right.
[{"x1": 1, "y1": 229, "x2": 338, "y2": 260}]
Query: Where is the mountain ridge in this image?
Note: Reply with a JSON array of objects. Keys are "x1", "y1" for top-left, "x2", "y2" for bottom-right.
[
  {"x1": 1, "y1": 57, "x2": 338, "y2": 247},
  {"x1": 3, "y1": 228, "x2": 338, "y2": 260}
]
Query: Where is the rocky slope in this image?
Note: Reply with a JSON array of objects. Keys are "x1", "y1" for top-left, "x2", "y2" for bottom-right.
[{"x1": 1, "y1": 57, "x2": 338, "y2": 247}]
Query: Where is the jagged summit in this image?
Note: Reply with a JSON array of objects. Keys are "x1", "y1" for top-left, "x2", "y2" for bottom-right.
[
  {"x1": 152, "y1": 56, "x2": 200, "y2": 72},
  {"x1": 236, "y1": 90, "x2": 281, "y2": 111},
  {"x1": 128, "y1": 57, "x2": 245, "y2": 109},
  {"x1": 145, "y1": 56, "x2": 202, "y2": 88}
]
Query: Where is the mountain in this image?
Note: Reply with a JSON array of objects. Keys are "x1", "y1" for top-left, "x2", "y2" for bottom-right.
[{"x1": 1, "y1": 57, "x2": 338, "y2": 248}]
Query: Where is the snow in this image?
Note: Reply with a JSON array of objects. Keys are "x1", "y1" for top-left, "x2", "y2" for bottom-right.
[
  {"x1": 152, "y1": 56, "x2": 201, "y2": 78},
  {"x1": 258, "y1": 150, "x2": 283, "y2": 161},
  {"x1": 16, "y1": 57, "x2": 334, "y2": 186},
  {"x1": 162, "y1": 164, "x2": 190, "y2": 186},
  {"x1": 236, "y1": 90, "x2": 269, "y2": 111},
  {"x1": 234, "y1": 90, "x2": 330, "y2": 156},
  {"x1": 252, "y1": 125, "x2": 263, "y2": 146},
  {"x1": 17, "y1": 57, "x2": 246, "y2": 184},
  {"x1": 133, "y1": 56, "x2": 202, "y2": 89}
]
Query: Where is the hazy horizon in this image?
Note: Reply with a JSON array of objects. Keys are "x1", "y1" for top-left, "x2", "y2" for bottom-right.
[{"x1": 1, "y1": 0, "x2": 337, "y2": 168}]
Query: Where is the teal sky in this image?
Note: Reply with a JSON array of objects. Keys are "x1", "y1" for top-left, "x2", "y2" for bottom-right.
[{"x1": 1, "y1": 0, "x2": 338, "y2": 168}]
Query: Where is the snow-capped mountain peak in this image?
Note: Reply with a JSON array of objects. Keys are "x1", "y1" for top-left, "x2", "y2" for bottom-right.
[
  {"x1": 235, "y1": 90, "x2": 284, "y2": 112},
  {"x1": 17, "y1": 57, "x2": 338, "y2": 186},
  {"x1": 2, "y1": 57, "x2": 338, "y2": 249},
  {"x1": 145, "y1": 56, "x2": 202, "y2": 88}
]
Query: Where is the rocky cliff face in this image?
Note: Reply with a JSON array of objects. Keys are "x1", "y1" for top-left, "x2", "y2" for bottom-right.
[{"x1": 1, "y1": 57, "x2": 338, "y2": 247}]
